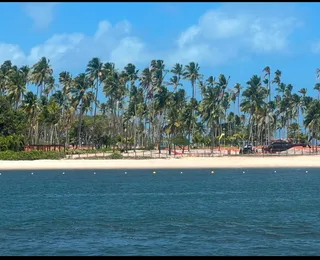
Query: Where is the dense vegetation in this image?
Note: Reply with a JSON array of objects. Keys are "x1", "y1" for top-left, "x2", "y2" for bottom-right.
[{"x1": 0, "y1": 57, "x2": 319, "y2": 155}]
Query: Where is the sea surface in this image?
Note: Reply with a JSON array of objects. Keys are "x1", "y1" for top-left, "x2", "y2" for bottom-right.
[{"x1": 0, "y1": 167, "x2": 320, "y2": 256}]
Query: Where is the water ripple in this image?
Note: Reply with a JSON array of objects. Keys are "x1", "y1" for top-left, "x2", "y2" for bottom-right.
[{"x1": 0, "y1": 168, "x2": 320, "y2": 255}]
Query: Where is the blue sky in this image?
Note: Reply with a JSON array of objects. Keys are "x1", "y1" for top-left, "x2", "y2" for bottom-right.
[{"x1": 1, "y1": 2, "x2": 320, "y2": 100}]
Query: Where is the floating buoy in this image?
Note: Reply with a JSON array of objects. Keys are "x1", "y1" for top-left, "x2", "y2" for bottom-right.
[
  {"x1": 153, "y1": 171, "x2": 156, "y2": 174},
  {"x1": 180, "y1": 171, "x2": 183, "y2": 174},
  {"x1": 274, "y1": 170, "x2": 277, "y2": 173},
  {"x1": 0, "y1": 172, "x2": 1, "y2": 175},
  {"x1": 125, "y1": 172, "x2": 127, "y2": 174},
  {"x1": 242, "y1": 171, "x2": 245, "y2": 174},
  {"x1": 211, "y1": 170, "x2": 214, "y2": 174},
  {"x1": 62, "y1": 172, "x2": 65, "y2": 175},
  {"x1": 306, "y1": 170, "x2": 308, "y2": 173},
  {"x1": 94, "y1": 172, "x2": 96, "y2": 175},
  {"x1": 31, "y1": 172, "x2": 33, "y2": 175}
]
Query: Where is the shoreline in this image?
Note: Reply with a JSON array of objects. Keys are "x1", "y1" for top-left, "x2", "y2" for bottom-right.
[{"x1": 1, "y1": 156, "x2": 320, "y2": 170}]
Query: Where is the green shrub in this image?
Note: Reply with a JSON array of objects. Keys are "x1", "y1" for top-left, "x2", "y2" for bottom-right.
[
  {"x1": 0, "y1": 151, "x2": 66, "y2": 160},
  {"x1": 0, "y1": 135, "x2": 25, "y2": 152},
  {"x1": 106, "y1": 153, "x2": 123, "y2": 159}
]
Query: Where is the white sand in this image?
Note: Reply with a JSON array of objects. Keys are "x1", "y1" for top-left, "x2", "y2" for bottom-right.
[{"x1": 1, "y1": 156, "x2": 320, "y2": 170}]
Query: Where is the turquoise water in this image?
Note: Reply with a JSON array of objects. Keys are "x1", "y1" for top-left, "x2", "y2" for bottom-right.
[{"x1": 0, "y1": 168, "x2": 320, "y2": 256}]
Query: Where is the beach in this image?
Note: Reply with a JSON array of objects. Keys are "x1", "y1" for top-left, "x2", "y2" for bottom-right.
[{"x1": 1, "y1": 155, "x2": 320, "y2": 170}]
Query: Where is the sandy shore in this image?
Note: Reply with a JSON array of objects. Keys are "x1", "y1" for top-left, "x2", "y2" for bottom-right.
[{"x1": 1, "y1": 156, "x2": 320, "y2": 170}]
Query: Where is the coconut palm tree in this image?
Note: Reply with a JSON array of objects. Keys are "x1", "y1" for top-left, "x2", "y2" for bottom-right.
[
  {"x1": 263, "y1": 66, "x2": 273, "y2": 144},
  {"x1": 241, "y1": 75, "x2": 267, "y2": 145},
  {"x1": 19, "y1": 65, "x2": 30, "y2": 99},
  {"x1": 70, "y1": 73, "x2": 94, "y2": 147},
  {"x1": 0, "y1": 60, "x2": 13, "y2": 95},
  {"x1": 183, "y1": 62, "x2": 203, "y2": 148},
  {"x1": 26, "y1": 58, "x2": 52, "y2": 144},
  {"x1": 234, "y1": 83, "x2": 242, "y2": 116},
  {"x1": 86, "y1": 57, "x2": 103, "y2": 147},
  {"x1": 167, "y1": 75, "x2": 182, "y2": 92},
  {"x1": 272, "y1": 70, "x2": 282, "y2": 89},
  {"x1": 200, "y1": 84, "x2": 224, "y2": 152},
  {"x1": 314, "y1": 83, "x2": 320, "y2": 100},
  {"x1": 30, "y1": 57, "x2": 53, "y2": 98},
  {"x1": 22, "y1": 91, "x2": 39, "y2": 144},
  {"x1": 304, "y1": 100, "x2": 320, "y2": 153},
  {"x1": 7, "y1": 68, "x2": 27, "y2": 110},
  {"x1": 169, "y1": 63, "x2": 183, "y2": 92},
  {"x1": 183, "y1": 62, "x2": 202, "y2": 99},
  {"x1": 43, "y1": 75, "x2": 56, "y2": 98}
]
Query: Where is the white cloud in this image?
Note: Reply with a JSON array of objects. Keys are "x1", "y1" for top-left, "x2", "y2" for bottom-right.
[
  {"x1": 94, "y1": 21, "x2": 112, "y2": 40},
  {"x1": 170, "y1": 5, "x2": 301, "y2": 66},
  {"x1": 0, "y1": 4, "x2": 303, "y2": 73},
  {"x1": 0, "y1": 19, "x2": 151, "y2": 72},
  {"x1": 23, "y1": 3, "x2": 58, "y2": 30},
  {"x1": 178, "y1": 26, "x2": 201, "y2": 48},
  {"x1": 0, "y1": 44, "x2": 26, "y2": 65},
  {"x1": 28, "y1": 33, "x2": 85, "y2": 64},
  {"x1": 110, "y1": 37, "x2": 149, "y2": 69}
]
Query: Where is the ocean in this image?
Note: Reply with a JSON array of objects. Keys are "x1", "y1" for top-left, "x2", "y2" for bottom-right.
[{"x1": 0, "y1": 168, "x2": 319, "y2": 256}]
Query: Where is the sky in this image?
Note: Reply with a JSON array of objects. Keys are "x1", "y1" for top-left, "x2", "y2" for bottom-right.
[{"x1": 1, "y1": 2, "x2": 320, "y2": 100}]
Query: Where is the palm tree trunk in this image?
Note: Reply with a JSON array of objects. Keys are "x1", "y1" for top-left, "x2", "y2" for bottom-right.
[
  {"x1": 188, "y1": 81, "x2": 195, "y2": 152},
  {"x1": 248, "y1": 114, "x2": 252, "y2": 144},
  {"x1": 211, "y1": 122, "x2": 215, "y2": 153},
  {"x1": 134, "y1": 105, "x2": 137, "y2": 152},
  {"x1": 238, "y1": 93, "x2": 240, "y2": 116},
  {"x1": 15, "y1": 98, "x2": 18, "y2": 110},
  {"x1": 92, "y1": 79, "x2": 99, "y2": 149},
  {"x1": 267, "y1": 74, "x2": 271, "y2": 145},
  {"x1": 77, "y1": 105, "x2": 83, "y2": 148},
  {"x1": 50, "y1": 125, "x2": 54, "y2": 144}
]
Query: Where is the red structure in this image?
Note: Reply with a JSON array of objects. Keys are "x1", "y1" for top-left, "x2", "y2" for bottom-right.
[{"x1": 24, "y1": 144, "x2": 66, "y2": 152}]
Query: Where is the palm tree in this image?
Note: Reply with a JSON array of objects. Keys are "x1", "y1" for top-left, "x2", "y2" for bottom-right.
[
  {"x1": 124, "y1": 63, "x2": 139, "y2": 87},
  {"x1": 103, "y1": 64, "x2": 127, "y2": 148},
  {"x1": 241, "y1": 75, "x2": 267, "y2": 145},
  {"x1": 272, "y1": 70, "x2": 282, "y2": 90},
  {"x1": 22, "y1": 91, "x2": 39, "y2": 144},
  {"x1": 167, "y1": 75, "x2": 182, "y2": 92},
  {"x1": 183, "y1": 62, "x2": 202, "y2": 99},
  {"x1": 183, "y1": 62, "x2": 203, "y2": 149},
  {"x1": 139, "y1": 67, "x2": 153, "y2": 99},
  {"x1": 234, "y1": 83, "x2": 242, "y2": 116},
  {"x1": 0, "y1": 60, "x2": 13, "y2": 95},
  {"x1": 29, "y1": 57, "x2": 53, "y2": 145},
  {"x1": 263, "y1": 66, "x2": 272, "y2": 144},
  {"x1": 7, "y1": 68, "x2": 27, "y2": 110},
  {"x1": 314, "y1": 83, "x2": 320, "y2": 100},
  {"x1": 44, "y1": 99, "x2": 62, "y2": 144},
  {"x1": 153, "y1": 85, "x2": 171, "y2": 153},
  {"x1": 304, "y1": 100, "x2": 320, "y2": 153},
  {"x1": 200, "y1": 84, "x2": 224, "y2": 152},
  {"x1": 70, "y1": 73, "x2": 94, "y2": 147},
  {"x1": 169, "y1": 63, "x2": 183, "y2": 92},
  {"x1": 86, "y1": 57, "x2": 103, "y2": 147},
  {"x1": 59, "y1": 71, "x2": 73, "y2": 96},
  {"x1": 30, "y1": 57, "x2": 53, "y2": 98},
  {"x1": 150, "y1": 60, "x2": 167, "y2": 93},
  {"x1": 298, "y1": 88, "x2": 308, "y2": 134},
  {"x1": 19, "y1": 65, "x2": 30, "y2": 100},
  {"x1": 43, "y1": 75, "x2": 56, "y2": 98}
]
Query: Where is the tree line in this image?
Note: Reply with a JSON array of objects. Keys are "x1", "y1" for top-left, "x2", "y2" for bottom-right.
[{"x1": 0, "y1": 57, "x2": 319, "y2": 153}]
